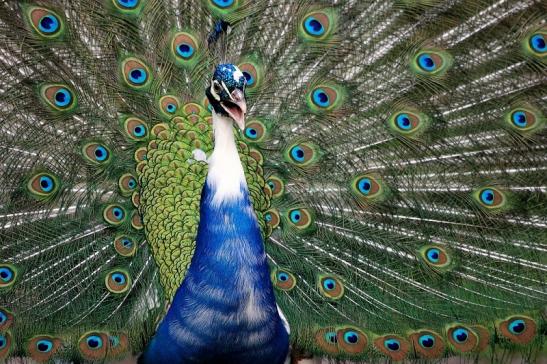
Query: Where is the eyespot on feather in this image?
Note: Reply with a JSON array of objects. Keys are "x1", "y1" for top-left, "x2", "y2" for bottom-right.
[
  {"x1": 82, "y1": 142, "x2": 111, "y2": 165},
  {"x1": 103, "y1": 205, "x2": 127, "y2": 226},
  {"x1": 522, "y1": 29, "x2": 546, "y2": 58},
  {"x1": 0, "y1": 265, "x2": 17, "y2": 288},
  {"x1": 171, "y1": 32, "x2": 199, "y2": 66},
  {"x1": 28, "y1": 335, "x2": 62, "y2": 362},
  {"x1": 285, "y1": 208, "x2": 314, "y2": 232},
  {"x1": 271, "y1": 269, "x2": 296, "y2": 291},
  {"x1": 0, "y1": 308, "x2": 14, "y2": 331},
  {"x1": 350, "y1": 174, "x2": 387, "y2": 203},
  {"x1": 121, "y1": 57, "x2": 152, "y2": 90},
  {"x1": 307, "y1": 84, "x2": 345, "y2": 113},
  {"x1": 159, "y1": 95, "x2": 181, "y2": 118},
  {"x1": 373, "y1": 334, "x2": 410, "y2": 361},
  {"x1": 446, "y1": 324, "x2": 478, "y2": 352},
  {"x1": 498, "y1": 316, "x2": 536, "y2": 345},
  {"x1": 315, "y1": 327, "x2": 339, "y2": 354},
  {"x1": 243, "y1": 120, "x2": 267, "y2": 142},
  {"x1": 337, "y1": 327, "x2": 367, "y2": 354},
  {"x1": 284, "y1": 142, "x2": 320, "y2": 167},
  {"x1": 266, "y1": 175, "x2": 285, "y2": 198},
  {"x1": 122, "y1": 117, "x2": 148, "y2": 141},
  {"x1": 411, "y1": 50, "x2": 453, "y2": 76},
  {"x1": 79, "y1": 332, "x2": 108, "y2": 360},
  {"x1": 409, "y1": 330, "x2": 445, "y2": 359},
  {"x1": 105, "y1": 269, "x2": 131, "y2": 293},
  {"x1": 26, "y1": 7, "x2": 65, "y2": 39},
  {"x1": 40, "y1": 84, "x2": 76, "y2": 112},
  {"x1": 0, "y1": 332, "x2": 12, "y2": 359},
  {"x1": 419, "y1": 245, "x2": 452, "y2": 270},
  {"x1": 317, "y1": 274, "x2": 344, "y2": 299},
  {"x1": 388, "y1": 110, "x2": 430, "y2": 137},
  {"x1": 504, "y1": 105, "x2": 544, "y2": 133},
  {"x1": 27, "y1": 172, "x2": 60, "y2": 199},
  {"x1": 264, "y1": 209, "x2": 280, "y2": 229},
  {"x1": 473, "y1": 187, "x2": 507, "y2": 210},
  {"x1": 131, "y1": 210, "x2": 143, "y2": 230},
  {"x1": 299, "y1": 9, "x2": 337, "y2": 42},
  {"x1": 108, "y1": 333, "x2": 129, "y2": 357},
  {"x1": 114, "y1": 235, "x2": 137, "y2": 257}
]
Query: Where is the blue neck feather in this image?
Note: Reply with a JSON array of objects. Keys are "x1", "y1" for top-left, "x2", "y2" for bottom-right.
[{"x1": 141, "y1": 180, "x2": 289, "y2": 364}]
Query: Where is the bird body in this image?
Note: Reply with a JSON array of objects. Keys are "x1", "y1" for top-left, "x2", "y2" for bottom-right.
[
  {"x1": 0, "y1": 1, "x2": 546, "y2": 363},
  {"x1": 141, "y1": 112, "x2": 289, "y2": 364}
]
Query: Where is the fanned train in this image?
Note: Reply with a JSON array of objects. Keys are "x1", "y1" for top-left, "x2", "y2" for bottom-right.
[{"x1": 0, "y1": 0, "x2": 546, "y2": 363}]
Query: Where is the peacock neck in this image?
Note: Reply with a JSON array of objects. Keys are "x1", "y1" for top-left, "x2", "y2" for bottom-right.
[{"x1": 141, "y1": 111, "x2": 289, "y2": 363}]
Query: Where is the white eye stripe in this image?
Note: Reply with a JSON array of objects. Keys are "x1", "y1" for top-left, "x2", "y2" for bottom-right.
[
  {"x1": 221, "y1": 81, "x2": 234, "y2": 101},
  {"x1": 210, "y1": 80, "x2": 220, "y2": 101}
]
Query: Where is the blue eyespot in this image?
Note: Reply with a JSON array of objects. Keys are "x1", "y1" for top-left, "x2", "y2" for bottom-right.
[
  {"x1": 511, "y1": 111, "x2": 528, "y2": 128},
  {"x1": 530, "y1": 34, "x2": 546, "y2": 54},
  {"x1": 0, "y1": 311, "x2": 7, "y2": 324},
  {"x1": 127, "y1": 178, "x2": 137, "y2": 189},
  {"x1": 290, "y1": 146, "x2": 305, "y2": 162},
  {"x1": 177, "y1": 43, "x2": 194, "y2": 59},
  {"x1": 86, "y1": 335, "x2": 103, "y2": 349},
  {"x1": 121, "y1": 238, "x2": 133, "y2": 248},
  {"x1": 312, "y1": 89, "x2": 330, "y2": 108},
  {"x1": 267, "y1": 181, "x2": 275, "y2": 189},
  {"x1": 277, "y1": 272, "x2": 289, "y2": 282},
  {"x1": 418, "y1": 54, "x2": 436, "y2": 72},
  {"x1": 508, "y1": 319, "x2": 526, "y2": 335},
  {"x1": 396, "y1": 113, "x2": 412, "y2": 130},
  {"x1": 480, "y1": 189, "x2": 495, "y2": 205},
  {"x1": 384, "y1": 338, "x2": 400, "y2": 351},
  {"x1": 265, "y1": 213, "x2": 272, "y2": 222},
  {"x1": 129, "y1": 68, "x2": 147, "y2": 85},
  {"x1": 419, "y1": 334, "x2": 435, "y2": 348},
  {"x1": 36, "y1": 339, "x2": 53, "y2": 352},
  {"x1": 304, "y1": 16, "x2": 324, "y2": 36},
  {"x1": 0, "y1": 334, "x2": 6, "y2": 349},
  {"x1": 245, "y1": 127, "x2": 258, "y2": 139},
  {"x1": 289, "y1": 210, "x2": 302, "y2": 223},
  {"x1": 117, "y1": 0, "x2": 139, "y2": 8},
  {"x1": 212, "y1": 0, "x2": 234, "y2": 8},
  {"x1": 452, "y1": 328, "x2": 468, "y2": 343},
  {"x1": 111, "y1": 273, "x2": 126, "y2": 285},
  {"x1": 132, "y1": 124, "x2": 146, "y2": 137},
  {"x1": 166, "y1": 103, "x2": 177, "y2": 113},
  {"x1": 54, "y1": 88, "x2": 72, "y2": 107},
  {"x1": 357, "y1": 178, "x2": 372, "y2": 195},
  {"x1": 426, "y1": 248, "x2": 440, "y2": 263},
  {"x1": 343, "y1": 331, "x2": 359, "y2": 344},
  {"x1": 38, "y1": 15, "x2": 60, "y2": 34},
  {"x1": 112, "y1": 207, "x2": 124, "y2": 221},
  {"x1": 323, "y1": 278, "x2": 336, "y2": 291},
  {"x1": 109, "y1": 335, "x2": 121, "y2": 347},
  {"x1": 94, "y1": 146, "x2": 108, "y2": 161},
  {"x1": 243, "y1": 71, "x2": 254, "y2": 86},
  {"x1": 39, "y1": 176, "x2": 54, "y2": 192},
  {"x1": 0, "y1": 267, "x2": 14, "y2": 283},
  {"x1": 324, "y1": 331, "x2": 337, "y2": 344}
]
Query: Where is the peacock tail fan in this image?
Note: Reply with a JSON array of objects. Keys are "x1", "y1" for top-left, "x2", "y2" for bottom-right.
[{"x1": 0, "y1": 0, "x2": 545, "y2": 362}]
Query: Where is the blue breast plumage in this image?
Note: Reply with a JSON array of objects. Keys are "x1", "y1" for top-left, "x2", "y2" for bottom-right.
[{"x1": 140, "y1": 180, "x2": 289, "y2": 364}]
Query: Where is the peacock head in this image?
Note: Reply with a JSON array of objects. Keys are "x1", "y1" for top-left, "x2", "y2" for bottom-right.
[{"x1": 206, "y1": 63, "x2": 247, "y2": 130}]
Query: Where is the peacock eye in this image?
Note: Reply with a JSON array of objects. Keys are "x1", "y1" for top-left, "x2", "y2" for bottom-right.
[
  {"x1": 0, "y1": 267, "x2": 14, "y2": 283},
  {"x1": 265, "y1": 212, "x2": 272, "y2": 222},
  {"x1": 323, "y1": 278, "x2": 336, "y2": 291},
  {"x1": 129, "y1": 69, "x2": 146, "y2": 84},
  {"x1": 312, "y1": 89, "x2": 330, "y2": 107},
  {"x1": 452, "y1": 328, "x2": 468, "y2": 343},
  {"x1": 122, "y1": 58, "x2": 152, "y2": 89},
  {"x1": 36, "y1": 339, "x2": 53, "y2": 353},
  {"x1": 529, "y1": 33, "x2": 546, "y2": 53},
  {"x1": 384, "y1": 338, "x2": 401, "y2": 351},
  {"x1": 304, "y1": 16, "x2": 325, "y2": 36},
  {"x1": 290, "y1": 146, "x2": 305, "y2": 162},
  {"x1": 116, "y1": 0, "x2": 139, "y2": 9},
  {"x1": 418, "y1": 54, "x2": 435, "y2": 71},
  {"x1": 212, "y1": 0, "x2": 235, "y2": 8},
  {"x1": 324, "y1": 331, "x2": 337, "y2": 344},
  {"x1": 40, "y1": 84, "x2": 76, "y2": 111},
  {"x1": 242, "y1": 71, "x2": 254, "y2": 86},
  {"x1": 177, "y1": 44, "x2": 194, "y2": 58},
  {"x1": 245, "y1": 127, "x2": 258, "y2": 139},
  {"x1": 86, "y1": 335, "x2": 103, "y2": 349},
  {"x1": 289, "y1": 209, "x2": 302, "y2": 223},
  {"x1": 343, "y1": 331, "x2": 359, "y2": 344},
  {"x1": 54, "y1": 88, "x2": 72, "y2": 107},
  {"x1": 480, "y1": 189, "x2": 495, "y2": 205},
  {"x1": 508, "y1": 319, "x2": 526, "y2": 335},
  {"x1": 418, "y1": 334, "x2": 435, "y2": 348},
  {"x1": 0, "y1": 312, "x2": 6, "y2": 324},
  {"x1": 0, "y1": 334, "x2": 6, "y2": 349},
  {"x1": 396, "y1": 113, "x2": 412, "y2": 130},
  {"x1": 511, "y1": 111, "x2": 528, "y2": 128},
  {"x1": 94, "y1": 146, "x2": 108, "y2": 161},
  {"x1": 426, "y1": 248, "x2": 440, "y2": 263},
  {"x1": 38, "y1": 14, "x2": 60, "y2": 34}
]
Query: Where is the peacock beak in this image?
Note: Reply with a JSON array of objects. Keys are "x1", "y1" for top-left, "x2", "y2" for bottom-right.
[{"x1": 221, "y1": 89, "x2": 246, "y2": 131}]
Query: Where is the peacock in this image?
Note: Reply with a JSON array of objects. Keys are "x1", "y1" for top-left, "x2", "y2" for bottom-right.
[{"x1": 0, "y1": 0, "x2": 545, "y2": 363}]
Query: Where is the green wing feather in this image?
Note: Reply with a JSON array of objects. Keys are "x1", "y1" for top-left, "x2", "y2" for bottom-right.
[{"x1": 0, "y1": 0, "x2": 546, "y2": 363}]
